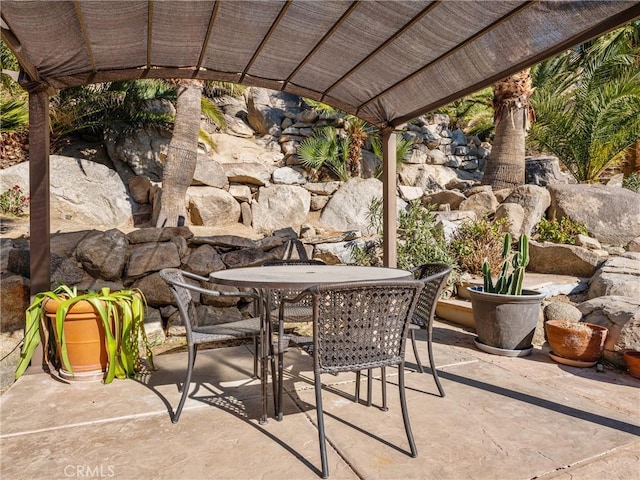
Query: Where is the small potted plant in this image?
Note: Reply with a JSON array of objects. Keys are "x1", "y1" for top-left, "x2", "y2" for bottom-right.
[
  {"x1": 545, "y1": 320, "x2": 608, "y2": 367},
  {"x1": 15, "y1": 285, "x2": 153, "y2": 383},
  {"x1": 468, "y1": 233, "x2": 546, "y2": 356}
]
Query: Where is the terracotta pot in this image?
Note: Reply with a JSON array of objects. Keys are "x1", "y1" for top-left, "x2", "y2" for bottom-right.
[
  {"x1": 623, "y1": 351, "x2": 640, "y2": 379},
  {"x1": 545, "y1": 320, "x2": 608, "y2": 363},
  {"x1": 45, "y1": 298, "x2": 107, "y2": 380}
]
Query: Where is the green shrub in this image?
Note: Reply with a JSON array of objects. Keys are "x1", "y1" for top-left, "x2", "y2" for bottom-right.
[
  {"x1": 623, "y1": 172, "x2": 640, "y2": 193},
  {"x1": 536, "y1": 217, "x2": 588, "y2": 245},
  {"x1": 351, "y1": 199, "x2": 455, "y2": 272},
  {"x1": 0, "y1": 185, "x2": 29, "y2": 217},
  {"x1": 448, "y1": 217, "x2": 509, "y2": 275}
]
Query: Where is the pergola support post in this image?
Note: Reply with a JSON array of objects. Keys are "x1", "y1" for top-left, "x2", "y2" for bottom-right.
[
  {"x1": 28, "y1": 89, "x2": 51, "y2": 296},
  {"x1": 381, "y1": 129, "x2": 397, "y2": 268}
]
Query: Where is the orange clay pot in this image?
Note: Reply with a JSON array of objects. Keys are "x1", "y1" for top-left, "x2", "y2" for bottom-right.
[
  {"x1": 545, "y1": 320, "x2": 608, "y2": 363},
  {"x1": 623, "y1": 351, "x2": 640, "y2": 379},
  {"x1": 45, "y1": 298, "x2": 108, "y2": 381}
]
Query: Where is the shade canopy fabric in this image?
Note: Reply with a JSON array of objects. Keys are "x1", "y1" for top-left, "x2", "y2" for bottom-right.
[{"x1": 2, "y1": 0, "x2": 639, "y2": 128}]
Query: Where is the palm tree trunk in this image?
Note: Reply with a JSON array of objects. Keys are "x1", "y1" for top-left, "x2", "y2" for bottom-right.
[
  {"x1": 155, "y1": 80, "x2": 202, "y2": 228},
  {"x1": 482, "y1": 70, "x2": 534, "y2": 190}
]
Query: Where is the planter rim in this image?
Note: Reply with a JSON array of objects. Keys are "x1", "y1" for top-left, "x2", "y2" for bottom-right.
[
  {"x1": 545, "y1": 319, "x2": 608, "y2": 333},
  {"x1": 467, "y1": 285, "x2": 546, "y2": 301}
]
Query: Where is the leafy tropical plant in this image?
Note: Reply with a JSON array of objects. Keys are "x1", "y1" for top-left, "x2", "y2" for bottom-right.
[
  {"x1": 435, "y1": 86, "x2": 494, "y2": 140},
  {"x1": 529, "y1": 22, "x2": 640, "y2": 182},
  {"x1": 482, "y1": 233, "x2": 530, "y2": 295},
  {"x1": 298, "y1": 126, "x2": 351, "y2": 181},
  {"x1": 15, "y1": 285, "x2": 153, "y2": 384},
  {"x1": 536, "y1": 217, "x2": 588, "y2": 245},
  {"x1": 370, "y1": 132, "x2": 414, "y2": 171}
]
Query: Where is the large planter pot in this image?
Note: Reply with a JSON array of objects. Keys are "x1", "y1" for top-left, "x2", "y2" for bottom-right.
[
  {"x1": 44, "y1": 298, "x2": 107, "y2": 381},
  {"x1": 468, "y1": 286, "x2": 546, "y2": 356},
  {"x1": 545, "y1": 319, "x2": 607, "y2": 367}
]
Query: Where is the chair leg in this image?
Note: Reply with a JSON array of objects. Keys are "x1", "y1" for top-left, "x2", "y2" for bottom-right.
[
  {"x1": 381, "y1": 366, "x2": 388, "y2": 411},
  {"x1": 315, "y1": 373, "x2": 329, "y2": 479},
  {"x1": 398, "y1": 362, "x2": 417, "y2": 458},
  {"x1": 277, "y1": 322, "x2": 286, "y2": 421},
  {"x1": 173, "y1": 343, "x2": 196, "y2": 423},
  {"x1": 253, "y1": 336, "x2": 259, "y2": 378},
  {"x1": 427, "y1": 327, "x2": 445, "y2": 398},
  {"x1": 355, "y1": 371, "x2": 361, "y2": 403},
  {"x1": 366, "y1": 368, "x2": 373, "y2": 406},
  {"x1": 410, "y1": 329, "x2": 425, "y2": 374}
]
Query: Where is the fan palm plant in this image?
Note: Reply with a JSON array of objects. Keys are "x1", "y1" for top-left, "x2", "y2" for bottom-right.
[{"x1": 529, "y1": 22, "x2": 640, "y2": 182}]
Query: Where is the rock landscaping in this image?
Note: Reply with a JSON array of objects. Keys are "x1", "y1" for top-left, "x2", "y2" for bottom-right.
[{"x1": 1, "y1": 87, "x2": 639, "y2": 391}]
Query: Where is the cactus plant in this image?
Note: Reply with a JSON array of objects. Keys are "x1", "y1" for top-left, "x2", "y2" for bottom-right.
[{"x1": 482, "y1": 234, "x2": 529, "y2": 295}]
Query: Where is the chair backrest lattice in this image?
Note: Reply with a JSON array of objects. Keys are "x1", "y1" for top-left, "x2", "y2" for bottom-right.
[
  {"x1": 412, "y1": 263, "x2": 452, "y2": 329},
  {"x1": 309, "y1": 281, "x2": 423, "y2": 374}
]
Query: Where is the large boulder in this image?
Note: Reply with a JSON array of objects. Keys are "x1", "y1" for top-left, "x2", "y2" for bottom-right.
[
  {"x1": 588, "y1": 253, "x2": 640, "y2": 300},
  {"x1": 76, "y1": 228, "x2": 129, "y2": 281},
  {"x1": 502, "y1": 185, "x2": 551, "y2": 236},
  {"x1": 528, "y1": 240, "x2": 604, "y2": 277},
  {"x1": 245, "y1": 87, "x2": 303, "y2": 136},
  {"x1": 192, "y1": 155, "x2": 228, "y2": 188},
  {"x1": 578, "y1": 296, "x2": 640, "y2": 367},
  {"x1": 398, "y1": 164, "x2": 462, "y2": 193},
  {"x1": 251, "y1": 185, "x2": 311, "y2": 235},
  {"x1": 126, "y1": 242, "x2": 181, "y2": 278},
  {"x1": 548, "y1": 184, "x2": 640, "y2": 246},
  {"x1": 210, "y1": 132, "x2": 283, "y2": 167},
  {"x1": 0, "y1": 156, "x2": 132, "y2": 228},
  {"x1": 186, "y1": 187, "x2": 241, "y2": 226},
  {"x1": 103, "y1": 125, "x2": 170, "y2": 181},
  {"x1": 0, "y1": 275, "x2": 30, "y2": 332},
  {"x1": 525, "y1": 156, "x2": 574, "y2": 186},
  {"x1": 458, "y1": 190, "x2": 499, "y2": 217},
  {"x1": 320, "y1": 178, "x2": 385, "y2": 233}
]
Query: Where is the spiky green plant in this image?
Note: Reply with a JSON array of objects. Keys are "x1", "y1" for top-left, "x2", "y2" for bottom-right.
[
  {"x1": 16, "y1": 285, "x2": 153, "y2": 384},
  {"x1": 298, "y1": 126, "x2": 350, "y2": 181},
  {"x1": 482, "y1": 234, "x2": 529, "y2": 295}
]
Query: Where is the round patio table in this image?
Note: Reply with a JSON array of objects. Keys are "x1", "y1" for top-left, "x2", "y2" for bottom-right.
[{"x1": 209, "y1": 265, "x2": 413, "y2": 423}]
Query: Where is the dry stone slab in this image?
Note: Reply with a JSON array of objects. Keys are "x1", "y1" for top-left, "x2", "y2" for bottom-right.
[
  {"x1": 128, "y1": 176, "x2": 151, "y2": 204},
  {"x1": 494, "y1": 203, "x2": 525, "y2": 239},
  {"x1": 458, "y1": 190, "x2": 499, "y2": 217},
  {"x1": 1, "y1": 156, "x2": 132, "y2": 228},
  {"x1": 132, "y1": 272, "x2": 176, "y2": 308},
  {"x1": 76, "y1": 228, "x2": 128, "y2": 281},
  {"x1": 272, "y1": 166, "x2": 306, "y2": 185},
  {"x1": 423, "y1": 190, "x2": 466, "y2": 210},
  {"x1": 187, "y1": 186, "x2": 241, "y2": 226},
  {"x1": 193, "y1": 155, "x2": 228, "y2": 188},
  {"x1": 126, "y1": 242, "x2": 180, "y2": 278},
  {"x1": 127, "y1": 226, "x2": 193, "y2": 244},
  {"x1": 182, "y1": 244, "x2": 226, "y2": 277},
  {"x1": 251, "y1": 185, "x2": 311, "y2": 235},
  {"x1": 320, "y1": 178, "x2": 395, "y2": 233},
  {"x1": 578, "y1": 295, "x2": 640, "y2": 367},
  {"x1": 502, "y1": 185, "x2": 550, "y2": 236},
  {"x1": 398, "y1": 164, "x2": 460, "y2": 193},
  {"x1": 528, "y1": 240, "x2": 604, "y2": 277},
  {"x1": 221, "y1": 162, "x2": 271, "y2": 186},
  {"x1": 588, "y1": 253, "x2": 640, "y2": 300},
  {"x1": 548, "y1": 184, "x2": 640, "y2": 246}
]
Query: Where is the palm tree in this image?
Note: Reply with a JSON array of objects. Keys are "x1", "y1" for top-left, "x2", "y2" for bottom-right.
[
  {"x1": 155, "y1": 79, "x2": 203, "y2": 228},
  {"x1": 528, "y1": 22, "x2": 640, "y2": 183},
  {"x1": 481, "y1": 69, "x2": 535, "y2": 189}
]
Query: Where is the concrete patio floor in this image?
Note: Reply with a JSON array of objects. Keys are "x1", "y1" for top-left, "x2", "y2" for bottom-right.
[{"x1": 1, "y1": 321, "x2": 638, "y2": 480}]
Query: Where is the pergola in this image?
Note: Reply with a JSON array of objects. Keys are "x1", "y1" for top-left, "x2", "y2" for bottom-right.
[{"x1": 2, "y1": 0, "x2": 639, "y2": 296}]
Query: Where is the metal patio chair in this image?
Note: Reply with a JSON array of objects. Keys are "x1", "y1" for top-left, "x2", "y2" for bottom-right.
[
  {"x1": 355, "y1": 262, "x2": 452, "y2": 406},
  {"x1": 160, "y1": 268, "x2": 263, "y2": 423},
  {"x1": 279, "y1": 280, "x2": 423, "y2": 478},
  {"x1": 409, "y1": 262, "x2": 452, "y2": 397}
]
